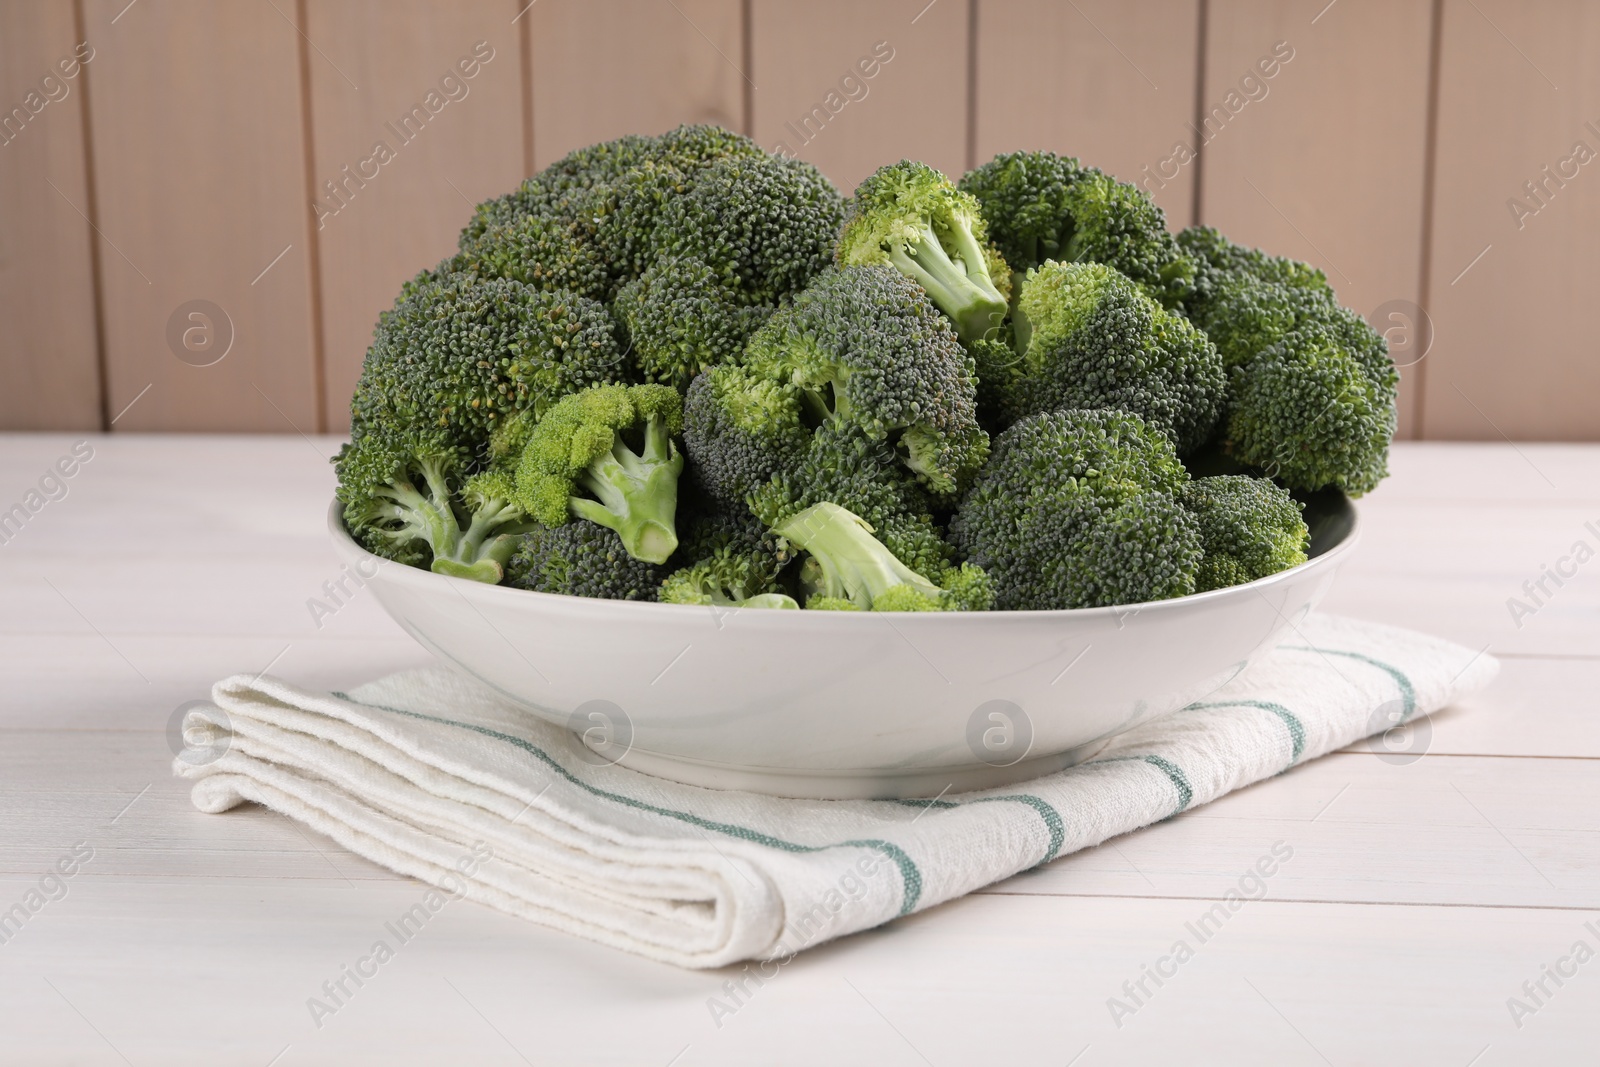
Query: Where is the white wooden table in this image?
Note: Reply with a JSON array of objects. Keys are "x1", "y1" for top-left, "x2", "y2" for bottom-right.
[{"x1": 2, "y1": 434, "x2": 1596, "y2": 1065}]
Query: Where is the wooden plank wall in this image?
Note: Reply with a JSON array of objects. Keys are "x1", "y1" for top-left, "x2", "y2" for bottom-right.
[{"x1": 2, "y1": 0, "x2": 1596, "y2": 440}]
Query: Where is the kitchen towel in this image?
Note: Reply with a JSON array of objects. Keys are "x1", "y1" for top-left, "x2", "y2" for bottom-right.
[{"x1": 173, "y1": 613, "x2": 1495, "y2": 969}]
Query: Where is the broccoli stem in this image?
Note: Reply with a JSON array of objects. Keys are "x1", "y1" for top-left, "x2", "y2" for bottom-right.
[
  {"x1": 775, "y1": 502, "x2": 942, "y2": 610},
  {"x1": 886, "y1": 219, "x2": 1007, "y2": 344},
  {"x1": 431, "y1": 494, "x2": 531, "y2": 584},
  {"x1": 570, "y1": 418, "x2": 684, "y2": 564},
  {"x1": 366, "y1": 459, "x2": 486, "y2": 576}
]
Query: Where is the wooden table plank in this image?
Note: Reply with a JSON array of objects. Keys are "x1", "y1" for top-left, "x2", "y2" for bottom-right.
[
  {"x1": 0, "y1": 887, "x2": 1589, "y2": 1063},
  {"x1": 0, "y1": 435, "x2": 1595, "y2": 1062}
]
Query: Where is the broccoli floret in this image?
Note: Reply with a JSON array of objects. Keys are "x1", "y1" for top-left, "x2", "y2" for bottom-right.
[
  {"x1": 336, "y1": 433, "x2": 533, "y2": 582},
  {"x1": 774, "y1": 502, "x2": 988, "y2": 611},
  {"x1": 743, "y1": 265, "x2": 989, "y2": 497},
  {"x1": 1057, "y1": 170, "x2": 1194, "y2": 309},
  {"x1": 1229, "y1": 316, "x2": 1398, "y2": 495},
  {"x1": 998, "y1": 261, "x2": 1224, "y2": 453},
  {"x1": 960, "y1": 154, "x2": 1192, "y2": 308},
  {"x1": 748, "y1": 423, "x2": 954, "y2": 581},
  {"x1": 349, "y1": 268, "x2": 623, "y2": 448},
  {"x1": 336, "y1": 269, "x2": 620, "y2": 580},
  {"x1": 683, "y1": 365, "x2": 812, "y2": 506},
  {"x1": 957, "y1": 149, "x2": 1089, "y2": 274},
  {"x1": 474, "y1": 125, "x2": 758, "y2": 236},
  {"x1": 650, "y1": 153, "x2": 844, "y2": 305},
  {"x1": 1178, "y1": 224, "x2": 1330, "y2": 317},
  {"x1": 1175, "y1": 228, "x2": 1397, "y2": 495},
  {"x1": 505, "y1": 520, "x2": 669, "y2": 600},
  {"x1": 951, "y1": 409, "x2": 1201, "y2": 609},
  {"x1": 513, "y1": 384, "x2": 685, "y2": 563},
  {"x1": 659, "y1": 545, "x2": 796, "y2": 609},
  {"x1": 837, "y1": 161, "x2": 1010, "y2": 344},
  {"x1": 454, "y1": 210, "x2": 611, "y2": 302},
  {"x1": 614, "y1": 257, "x2": 776, "y2": 389},
  {"x1": 1181, "y1": 475, "x2": 1309, "y2": 592}
]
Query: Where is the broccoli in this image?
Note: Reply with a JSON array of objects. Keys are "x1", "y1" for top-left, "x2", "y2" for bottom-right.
[
  {"x1": 837, "y1": 160, "x2": 1010, "y2": 344},
  {"x1": 336, "y1": 269, "x2": 621, "y2": 580},
  {"x1": 960, "y1": 153, "x2": 1192, "y2": 308},
  {"x1": 651, "y1": 153, "x2": 845, "y2": 306},
  {"x1": 505, "y1": 520, "x2": 669, "y2": 600},
  {"x1": 773, "y1": 502, "x2": 992, "y2": 611},
  {"x1": 466, "y1": 125, "x2": 761, "y2": 244},
  {"x1": 513, "y1": 383, "x2": 686, "y2": 563},
  {"x1": 957, "y1": 149, "x2": 1088, "y2": 275},
  {"x1": 1181, "y1": 475, "x2": 1309, "y2": 592},
  {"x1": 613, "y1": 257, "x2": 776, "y2": 390},
  {"x1": 747, "y1": 423, "x2": 956, "y2": 582},
  {"x1": 454, "y1": 209, "x2": 611, "y2": 302},
  {"x1": 990, "y1": 261, "x2": 1224, "y2": 453},
  {"x1": 951, "y1": 409, "x2": 1201, "y2": 609},
  {"x1": 742, "y1": 265, "x2": 989, "y2": 497},
  {"x1": 659, "y1": 545, "x2": 797, "y2": 609},
  {"x1": 336, "y1": 430, "x2": 533, "y2": 582},
  {"x1": 1229, "y1": 316, "x2": 1398, "y2": 495},
  {"x1": 1056, "y1": 170, "x2": 1194, "y2": 309},
  {"x1": 683, "y1": 365, "x2": 812, "y2": 507},
  {"x1": 1176, "y1": 228, "x2": 1398, "y2": 495},
  {"x1": 1178, "y1": 224, "x2": 1330, "y2": 316}
]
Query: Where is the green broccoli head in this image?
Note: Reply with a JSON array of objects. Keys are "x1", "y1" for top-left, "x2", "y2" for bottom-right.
[
  {"x1": 651, "y1": 123, "x2": 768, "y2": 172},
  {"x1": 1228, "y1": 315, "x2": 1398, "y2": 496},
  {"x1": 1177, "y1": 224, "x2": 1331, "y2": 320},
  {"x1": 336, "y1": 434, "x2": 534, "y2": 584},
  {"x1": 470, "y1": 125, "x2": 760, "y2": 240},
  {"x1": 951, "y1": 408, "x2": 1200, "y2": 609},
  {"x1": 837, "y1": 160, "x2": 1010, "y2": 344},
  {"x1": 336, "y1": 268, "x2": 620, "y2": 581},
  {"x1": 614, "y1": 256, "x2": 776, "y2": 389},
  {"x1": 957, "y1": 149, "x2": 1089, "y2": 273},
  {"x1": 659, "y1": 544, "x2": 795, "y2": 608},
  {"x1": 1002, "y1": 261, "x2": 1225, "y2": 453},
  {"x1": 453, "y1": 208, "x2": 612, "y2": 302},
  {"x1": 774, "y1": 502, "x2": 988, "y2": 612},
  {"x1": 683, "y1": 364, "x2": 812, "y2": 507},
  {"x1": 1181, "y1": 475, "x2": 1309, "y2": 592},
  {"x1": 1058, "y1": 169, "x2": 1195, "y2": 309},
  {"x1": 351, "y1": 268, "x2": 621, "y2": 450},
  {"x1": 743, "y1": 265, "x2": 989, "y2": 498},
  {"x1": 748, "y1": 423, "x2": 954, "y2": 581},
  {"x1": 1171, "y1": 227, "x2": 1396, "y2": 495},
  {"x1": 513, "y1": 383, "x2": 686, "y2": 563},
  {"x1": 650, "y1": 153, "x2": 845, "y2": 305},
  {"x1": 505, "y1": 520, "x2": 670, "y2": 600}
]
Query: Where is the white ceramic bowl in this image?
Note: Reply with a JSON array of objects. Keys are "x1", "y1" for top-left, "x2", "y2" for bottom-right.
[{"x1": 329, "y1": 493, "x2": 1358, "y2": 799}]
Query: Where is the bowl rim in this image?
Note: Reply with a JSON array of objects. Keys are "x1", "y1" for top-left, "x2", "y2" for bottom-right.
[{"x1": 327, "y1": 493, "x2": 1360, "y2": 623}]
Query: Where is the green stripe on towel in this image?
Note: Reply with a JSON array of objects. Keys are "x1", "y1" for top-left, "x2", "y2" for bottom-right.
[
  {"x1": 332, "y1": 694, "x2": 926, "y2": 915},
  {"x1": 1189, "y1": 699, "x2": 1306, "y2": 762}
]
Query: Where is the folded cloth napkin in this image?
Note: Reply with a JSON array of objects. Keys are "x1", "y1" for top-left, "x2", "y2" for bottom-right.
[{"x1": 174, "y1": 613, "x2": 1496, "y2": 969}]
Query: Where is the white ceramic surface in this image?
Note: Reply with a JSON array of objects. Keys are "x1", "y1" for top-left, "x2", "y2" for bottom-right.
[{"x1": 329, "y1": 496, "x2": 1358, "y2": 799}]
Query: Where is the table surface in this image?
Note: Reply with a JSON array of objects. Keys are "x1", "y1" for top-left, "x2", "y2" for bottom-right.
[{"x1": 2, "y1": 435, "x2": 1596, "y2": 1065}]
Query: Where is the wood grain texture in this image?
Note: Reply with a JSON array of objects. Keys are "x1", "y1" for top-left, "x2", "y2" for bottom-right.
[
  {"x1": 1, "y1": 437, "x2": 1597, "y2": 1061},
  {"x1": 527, "y1": 0, "x2": 745, "y2": 171},
  {"x1": 1200, "y1": 0, "x2": 1435, "y2": 439},
  {"x1": 304, "y1": 0, "x2": 527, "y2": 432},
  {"x1": 1420, "y1": 0, "x2": 1600, "y2": 441},
  {"x1": 0, "y1": 0, "x2": 102, "y2": 430},
  {"x1": 81, "y1": 0, "x2": 320, "y2": 433},
  {"x1": 749, "y1": 0, "x2": 968, "y2": 196},
  {"x1": 974, "y1": 0, "x2": 1202, "y2": 228}
]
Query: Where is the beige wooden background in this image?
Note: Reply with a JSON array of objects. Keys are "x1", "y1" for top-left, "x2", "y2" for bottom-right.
[{"x1": 1, "y1": 0, "x2": 1594, "y2": 440}]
